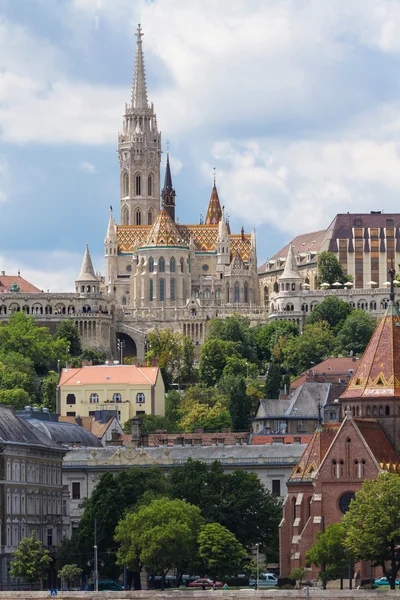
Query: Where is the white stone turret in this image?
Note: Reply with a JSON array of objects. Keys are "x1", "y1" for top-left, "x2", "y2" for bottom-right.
[
  {"x1": 279, "y1": 244, "x2": 302, "y2": 292},
  {"x1": 118, "y1": 25, "x2": 161, "y2": 227},
  {"x1": 75, "y1": 245, "x2": 99, "y2": 294},
  {"x1": 217, "y1": 207, "x2": 230, "y2": 269},
  {"x1": 104, "y1": 209, "x2": 118, "y2": 289}
]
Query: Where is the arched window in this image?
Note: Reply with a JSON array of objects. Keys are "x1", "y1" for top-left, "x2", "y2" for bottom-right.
[
  {"x1": 122, "y1": 206, "x2": 129, "y2": 225},
  {"x1": 170, "y1": 257, "x2": 176, "y2": 273},
  {"x1": 264, "y1": 286, "x2": 269, "y2": 306},
  {"x1": 373, "y1": 406, "x2": 378, "y2": 416},
  {"x1": 159, "y1": 278, "x2": 165, "y2": 301},
  {"x1": 274, "y1": 281, "x2": 279, "y2": 293},
  {"x1": 180, "y1": 258, "x2": 184, "y2": 273},
  {"x1": 135, "y1": 174, "x2": 141, "y2": 196},
  {"x1": 123, "y1": 172, "x2": 129, "y2": 196},
  {"x1": 149, "y1": 257, "x2": 154, "y2": 273},
  {"x1": 204, "y1": 288, "x2": 211, "y2": 299},
  {"x1": 385, "y1": 405, "x2": 390, "y2": 416},
  {"x1": 149, "y1": 279, "x2": 154, "y2": 301},
  {"x1": 148, "y1": 174, "x2": 152, "y2": 196},
  {"x1": 135, "y1": 209, "x2": 142, "y2": 225},
  {"x1": 159, "y1": 257, "x2": 165, "y2": 272},
  {"x1": 113, "y1": 393, "x2": 122, "y2": 403},
  {"x1": 148, "y1": 210, "x2": 153, "y2": 225},
  {"x1": 90, "y1": 393, "x2": 99, "y2": 404},
  {"x1": 170, "y1": 279, "x2": 175, "y2": 301},
  {"x1": 244, "y1": 282, "x2": 249, "y2": 303},
  {"x1": 234, "y1": 283, "x2": 240, "y2": 303},
  {"x1": 381, "y1": 299, "x2": 389, "y2": 310},
  {"x1": 136, "y1": 393, "x2": 145, "y2": 404},
  {"x1": 122, "y1": 296, "x2": 127, "y2": 305},
  {"x1": 291, "y1": 283, "x2": 296, "y2": 291},
  {"x1": 379, "y1": 405, "x2": 384, "y2": 416},
  {"x1": 66, "y1": 394, "x2": 76, "y2": 405},
  {"x1": 366, "y1": 406, "x2": 371, "y2": 416}
]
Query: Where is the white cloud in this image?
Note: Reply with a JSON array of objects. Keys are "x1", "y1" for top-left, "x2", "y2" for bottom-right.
[{"x1": 79, "y1": 160, "x2": 97, "y2": 173}]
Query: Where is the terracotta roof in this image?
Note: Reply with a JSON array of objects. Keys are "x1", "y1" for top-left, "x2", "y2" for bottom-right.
[
  {"x1": 291, "y1": 357, "x2": 360, "y2": 389},
  {"x1": 59, "y1": 364, "x2": 159, "y2": 386},
  {"x1": 0, "y1": 275, "x2": 41, "y2": 293},
  {"x1": 117, "y1": 224, "x2": 252, "y2": 262},
  {"x1": 354, "y1": 418, "x2": 399, "y2": 469},
  {"x1": 289, "y1": 424, "x2": 339, "y2": 481},
  {"x1": 258, "y1": 229, "x2": 326, "y2": 272},
  {"x1": 341, "y1": 304, "x2": 400, "y2": 400},
  {"x1": 119, "y1": 431, "x2": 250, "y2": 447},
  {"x1": 205, "y1": 185, "x2": 222, "y2": 225}
]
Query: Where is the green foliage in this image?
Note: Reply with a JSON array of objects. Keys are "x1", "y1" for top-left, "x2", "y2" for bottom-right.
[
  {"x1": 336, "y1": 310, "x2": 376, "y2": 355},
  {"x1": 41, "y1": 371, "x2": 59, "y2": 411},
  {"x1": 145, "y1": 330, "x2": 195, "y2": 387},
  {"x1": 289, "y1": 567, "x2": 306, "y2": 585},
  {"x1": 55, "y1": 319, "x2": 82, "y2": 356},
  {"x1": 165, "y1": 390, "x2": 182, "y2": 427},
  {"x1": 198, "y1": 339, "x2": 239, "y2": 386},
  {"x1": 264, "y1": 362, "x2": 284, "y2": 398},
  {"x1": 317, "y1": 251, "x2": 350, "y2": 286},
  {"x1": 179, "y1": 402, "x2": 232, "y2": 433},
  {"x1": 122, "y1": 413, "x2": 176, "y2": 435},
  {"x1": 71, "y1": 348, "x2": 107, "y2": 367},
  {"x1": 198, "y1": 522, "x2": 246, "y2": 579},
  {"x1": 222, "y1": 356, "x2": 258, "y2": 379},
  {"x1": 0, "y1": 388, "x2": 31, "y2": 409},
  {"x1": 57, "y1": 564, "x2": 82, "y2": 587},
  {"x1": 115, "y1": 497, "x2": 203, "y2": 577},
  {"x1": 283, "y1": 322, "x2": 335, "y2": 375},
  {"x1": 306, "y1": 296, "x2": 353, "y2": 332},
  {"x1": 306, "y1": 523, "x2": 348, "y2": 584},
  {"x1": 217, "y1": 375, "x2": 252, "y2": 431},
  {"x1": 207, "y1": 315, "x2": 257, "y2": 362},
  {"x1": 343, "y1": 472, "x2": 400, "y2": 589},
  {"x1": 255, "y1": 321, "x2": 299, "y2": 362},
  {"x1": 9, "y1": 532, "x2": 52, "y2": 587}
]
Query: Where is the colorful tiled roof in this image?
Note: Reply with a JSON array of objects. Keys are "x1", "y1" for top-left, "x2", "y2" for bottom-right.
[
  {"x1": 117, "y1": 223, "x2": 252, "y2": 261},
  {"x1": 0, "y1": 275, "x2": 41, "y2": 294},
  {"x1": 289, "y1": 424, "x2": 339, "y2": 481},
  {"x1": 141, "y1": 209, "x2": 188, "y2": 249},
  {"x1": 353, "y1": 418, "x2": 399, "y2": 470},
  {"x1": 341, "y1": 305, "x2": 400, "y2": 400},
  {"x1": 59, "y1": 364, "x2": 159, "y2": 386}
]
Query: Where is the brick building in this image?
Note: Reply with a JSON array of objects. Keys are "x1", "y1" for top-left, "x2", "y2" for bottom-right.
[{"x1": 279, "y1": 274, "x2": 400, "y2": 579}]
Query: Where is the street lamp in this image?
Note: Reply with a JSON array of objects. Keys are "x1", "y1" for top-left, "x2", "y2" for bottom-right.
[
  {"x1": 255, "y1": 543, "x2": 260, "y2": 591},
  {"x1": 117, "y1": 339, "x2": 125, "y2": 364},
  {"x1": 94, "y1": 518, "x2": 98, "y2": 592}
]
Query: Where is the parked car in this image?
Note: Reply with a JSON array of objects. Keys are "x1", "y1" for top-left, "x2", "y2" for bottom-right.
[
  {"x1": 87, "y1": 579, "x2": 124, "y2": 591},
  {"x1": 374, "y1": 577, "x2": 400, "y2": 586},
  {"x1": 248, "y1": 573, "x2": 278, "y2": 588},
  {"x1": 188, "y1": 578, "x2": 223, "y2": 588}
]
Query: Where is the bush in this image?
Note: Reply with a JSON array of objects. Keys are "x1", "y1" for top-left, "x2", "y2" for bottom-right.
[{"x1": 277, "y1": 576, "x2": 296, "y2": 588}]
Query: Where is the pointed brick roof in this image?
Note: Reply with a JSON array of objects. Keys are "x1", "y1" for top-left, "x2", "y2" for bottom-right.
[
  {"x1": 289, "y1": 424, "x2": 339, "y2": 481},
  {"x1": 341, "y1": 303, "x2": 400, "y2": 400},
  {"x1": 142, "y1": 209, "x2": 188, "y2": 249},
  {"x1": 76, "y1": 245, "x2": 98, "y2": 282},
  {"x1": 205, "y1": 185, "x2": 222, "y2": 225}
]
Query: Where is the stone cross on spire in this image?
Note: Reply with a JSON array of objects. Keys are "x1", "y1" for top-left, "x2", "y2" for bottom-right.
[{"x1": 131, "y1": 24, "x2": 149, "y2": 109}]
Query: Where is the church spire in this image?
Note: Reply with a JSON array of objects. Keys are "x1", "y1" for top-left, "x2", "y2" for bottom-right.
[
  {"x1": 162, "y1": 149, "x2": 176, "y2": 221},
  {"x1": 205, "y1": 182, "x2": 222, "y2": 225},
  {"x1": 131, "y1": 24, "x2": 149, "y2": 110},
  {"x1": 77, "y1": 245, "x2": 98, "y2": 282},
  {"x1": 280, "y1": 243, "x2": 302, "y2": 281}
]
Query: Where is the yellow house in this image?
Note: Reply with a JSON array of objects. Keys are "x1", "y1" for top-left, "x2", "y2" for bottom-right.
[{"x1": 58, "y1": 364, "x2": 165, "y2": 425}]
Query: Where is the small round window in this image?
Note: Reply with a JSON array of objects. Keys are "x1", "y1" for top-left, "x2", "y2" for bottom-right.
[
  {"x1": 339, "y1": 492, "x2": 356, "y2": 514},
  {"x1": 126, "y1": 265, "x2": 132, "y2": 272},
  {"x1": 202, "y1": 264, "x2": 209, "y2": 272}
]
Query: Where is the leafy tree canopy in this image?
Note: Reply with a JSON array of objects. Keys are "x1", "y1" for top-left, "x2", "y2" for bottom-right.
[
  {"x1": 217, "y1": 374, "x2": 252, "y2": 431},
  {"x1": 336, "y1": 310, "x2": 376, "y2": 355},
  {"x1": 71, "y1": 347, "x2": 107, "y2": 367},
  {"x1": 306, "y1": 523, "x2": 348, "y2": 584},
  {"x1": 179, "y1": 401, "x2": 231, "y2": 433},
  {"x1": 306, "y1": 296, "x2": 353, "y2": 332},
  {"x1": 198, "y1": 522, "x2": 246, "y2": 579},
  {"x1": 55, "y1": 319, "x2": 82, "y2": 356},
  {"x1": 343, "y1": 472, "x2": 400, "y2": 590},
  {"x1": 283, "y1": 321, "x2": 335, "y2": 376},
  {"x1": 145, "y1": 329, "x2": 195, "y2": 388},
  {"x1": 41, "y1": 371, "x2": 59, "y2": 412},
  {"x1": 207, "y1": 315, "x2": 257, "y2": 362},
  {"x1": 0, "y1": 388, "x2": 31, "y2": 410},
  {"x1": 264, "y1": 362, "x2": 284, "y2": 399},
  {"x1": 122, "y1": 413, "x2": 176, "y2": 435},
  {"x1": 255, "y1": 320, "x2": 299, "y2": 363},
  {"x1": 198, "y1": 339, "x2": 240, "y2": 387},
  {"x1": 317, "y1": 251, "x2": 351, "y2": 286},
  {"x1": 57, "y1": 564, "x2": 83, "y2": 587},
  {"x1": 9, "y1": 532, "x2": 52, "y2": 587}
]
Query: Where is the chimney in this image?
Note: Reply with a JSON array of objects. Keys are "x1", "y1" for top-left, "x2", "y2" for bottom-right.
[
  {"x1": 81, "y1": 360, "x2": 93, "y2": 367},
  {"x1": 151, "y1": 358, "x2": 158, "y2": 367},
  {"x1": 131, "y1": 417, "x2": 143, "y2": 447}
]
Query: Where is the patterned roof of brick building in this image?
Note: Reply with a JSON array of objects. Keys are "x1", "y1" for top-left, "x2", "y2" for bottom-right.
[
  {"x1": 289, "y1": 424, "x2": 340, "y2": 481},
  {"x1": 141, "y1": 209, "x2": 188, "y2": 249},
  {"x1": 0, "y1": 274, "x2": 41, "y2": 293},
  {"x1": 205, "y1": 185, "x2": 222, "y2": 225},
  {"x1": 341, "y1": 304, "x2": 400, "y2": 400},
  {"x1": 353, "y1": 418, "x2": 399, "y2": 469}
]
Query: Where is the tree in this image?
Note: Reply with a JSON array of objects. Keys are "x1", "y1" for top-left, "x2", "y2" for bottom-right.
[
  {"x1": 41, "y1": 371, "x2": 59, "y2": 411},
  {"x1": 122, "y1": 413, "x2": 174, "y2": 435},
  {"x1": 306, "y1": 296, "x2": 353, "y2": 332},
  {"x1": 255, "y1": 321, "x2": 299, "y2": 362},
  {"x1": 198, "y1": 339, "x2": 239, "y2": 386},
  {"x1": 57, "y1": 564, "x2": 82, "y2": 589},
  {"x1": 289, "y1": 567, "x2": 306, "y2": 588},
  {"x1": 306, "y1": 523, "x2": 348, "y2": 586},
  {"x1": 71, "y1": 348, "x2": 107, "y2": 367},
  {"x1": 283, "y1": 322, "x2": 335, "y2": 376},
  {"x1": 198, "y1": 523, "x2": 246, "y2": 579},
  {"x1": 115, "y1": 498, "x2": 203, "y2": 587},
  {"x1": 317, "y1": 251, "x2": 350, "y2": 286},
  {"x1": 9, "y1": 532, "x2": 52, "y2": 588},
  {"x1": 336, "y1": 310, "x2": 375, "y2": 355},
  {"x1": 179, "y1": 401, "x2": 232, "y2": 433},
  {"x1": 207, "y1": 315, "x2": 258, "y2": 362},
  {"x1": 0, "y1": 388, "x2": 31, "y2": 409},
  {"x1": 55, "y1": 320, "x2": 82, "y2": 356},
  {"x1": 217, "y1": 374, "x2": 252, "y2": 431},
  {"x1": 222, "y1": 356, "x2": 258, "y2": 380},
  {"x1": 264, "y1": 362, "x2": 284, "y2": 399},
  {"x1": 179, "y1": 336, "x2": 196, "y2": 384},
  {"x1": 342, "y1": 472, "x2": 400, "y2": 590},
  {"x1": 165, "y1": 389, "x2": 182, "y2": 429}
]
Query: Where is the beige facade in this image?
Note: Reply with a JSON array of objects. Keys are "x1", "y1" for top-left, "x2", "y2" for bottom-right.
[{"x1": 59, "y1": 364, "x2": 165, "y2": 426}]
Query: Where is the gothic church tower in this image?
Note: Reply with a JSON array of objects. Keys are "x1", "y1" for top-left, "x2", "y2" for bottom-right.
[{"x1": 118, "y1": 25, "x2": 161, "y2": 227}]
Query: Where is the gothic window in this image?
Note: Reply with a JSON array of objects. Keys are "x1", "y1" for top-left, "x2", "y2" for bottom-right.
[
  {"x1": 244, "y1": 282, "x2": 249, "y2": 303},
  {"x1": 90, "y1": 393, "x2": 99, "y2": 404},
  {"x1": 234, "y1": 283, "x2": 240, "y2": 303},
  {"x1": 273, "y1": 282, "x2": 279, "y2": 293},
  {"x1": 149, "y1": 279, "x2": 154, "y2": 301},
  {"x1": 291, "y1": 283, "x2": 296, "y2": 291},
  {"x1": 170, "y1": 279, "x2": 175, "y2": 301},
  {"x1": 180, "y1": 258, "x2": 184, "y2": 273},
  {"x1": 379, "y1": 405, "x2": 384, "y2": 416},
  {"x1": 148, "y1": 175, "x2": 152, "y2": 196},
  {"x1": 170, "y1": 257, "x2": 176, "y2": 272},
  {"x1": 386, "y1": 405, "x2": 390, "y2": 416},
  {"x1": 292, "y1": 498, "x2": 296, "y2": 522},
  {"x1": 122, "y1": 296, "x2": 127, "y2": 305},
  {"x1": 135, "y1": 174, "x2": 141, "y2": 196},
  {"x1": 135, "y1": 209, "x2": 142, "y2": 225},
  {"x1": 149, "y1": 257, "x2": 154, "y2": 273},
  {"x1": 148, "y1": 210, "x2": 153, "y2": 225},
  {"x1": 159, "y1": 257, "x2": 165, "y2": 272},
  {"x1": 122, "y1": 206, "x2": 129, "y2": 225},
  {"x1": 204, "y1": 288, "x2": 211, "y2": 299},
  {"x1": 123, "y1": 172, "x2": 129, "y2": 196},
  {"x1": 373, "y1": 406, "x2": 378, "y2": 416},
  {"x1": 187, "y1": 256, "x2": 191, "y2": 273},
  {"x1": 159, "y1": 278, "x2": 165, "y2": 301},
  {"x1": 366, "y1": 406, "x2": 371, "y2": 416}
]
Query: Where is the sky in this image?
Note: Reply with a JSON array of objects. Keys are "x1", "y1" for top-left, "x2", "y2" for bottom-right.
[{"x1": 3, "y1": 0, "x2": 400, "y2": 290}]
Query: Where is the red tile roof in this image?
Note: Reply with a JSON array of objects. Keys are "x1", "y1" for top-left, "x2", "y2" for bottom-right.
[
  {"x1": 59, "y1": 364, "x2": 159, "y2": 386},
  {"x1": 0, "y1": 275, "x2": 41, "y2": 293},
  {"x1": 289, "y1": 424, "x2": 340, "y2": 481},
  {"x1": 291, "y1": 357, "x2": 360, "y2": 390},
  {"x1": 354, "y1": 418, "x2": 399, "y2": 468}
]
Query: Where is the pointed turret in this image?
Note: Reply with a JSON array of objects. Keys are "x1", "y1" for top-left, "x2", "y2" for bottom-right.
[
  {"x1": 131, "y1": 24, "x2": 149, "y2": 110},
  {"x1": 161, "y1": 152, "x2": 176, "y2": 221},
  {"x1": 217, "y1": 207, "x2": 230, "y2": 269},
  {"x1": 77, "y1": 245, "x2": 98, "y2": 282},
  {"x1": 250, "y1": 227, "x2": 257, "y2": 264},
  {"x1": 205, "y1": 184, "x2": 222, "y2": 225},
  {"x1": 279, "y1": 244, "x2": 302, "y2": 282},
  {"x1": 105, "y1": 208, "x2": 117, "y2": 243}
]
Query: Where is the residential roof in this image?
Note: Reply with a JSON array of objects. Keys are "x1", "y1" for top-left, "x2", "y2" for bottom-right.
[
  {"x1": 256, "y1": 382, "x2": 332, "y2": 420},
  {"x1": 0, "y1": 405, "x2": 65, "y2": 452},
  {"x1": 258, "y1": 229, "x2": 326, "y2": 273},
  {"x1": 291, "y1": 357, "x2": 360, "y2": 389},
  {"x1": 353, "y1": 418, "x2": 399, "y2": 468},
  {"x1": 26, "y1": 418, "x2": 102, "y2": 448},
  {"x1": 119, "y1": 431, "x2": 251, "y2": 447},
  {"x1": 250, "y1": 434, "x2": 313, "y2": 446},
  {"x1": 59, "y1": 364, "x2": 159, "y2": 386},
  {"x1": 327, "y1": 213, "x2": 400, "y2": 253},
  {"x1": 0, "y1": 274, "x2": 41, "y2": 293}
]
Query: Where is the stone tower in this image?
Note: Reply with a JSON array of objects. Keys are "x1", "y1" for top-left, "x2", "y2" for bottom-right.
[
  {"x1": 161, "y1": 151, "x2": 176, "y2": 221},
  {"x1": 118, "y1": 25, "x2": 161, "y2": 227}
]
